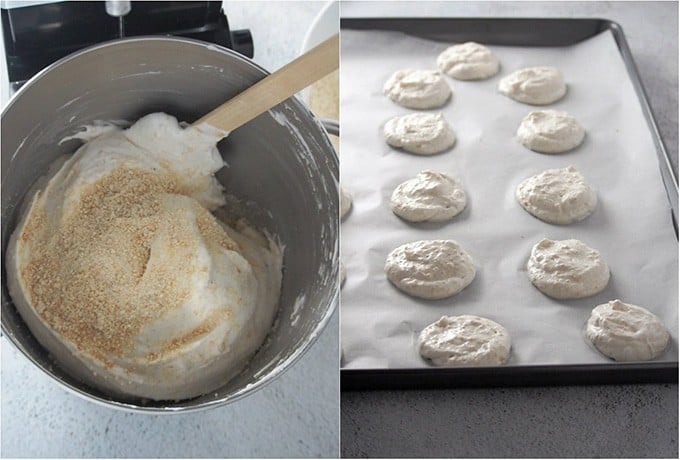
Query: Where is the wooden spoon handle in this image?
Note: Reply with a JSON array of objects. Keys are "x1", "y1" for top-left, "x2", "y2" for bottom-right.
[{"x1": 194, "y1": 33, "x2": 339, "y2": 133}]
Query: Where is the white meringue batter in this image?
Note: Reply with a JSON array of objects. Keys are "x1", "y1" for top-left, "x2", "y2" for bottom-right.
[
  {"x1": 340, "y1": 186, "x2": 353, "y2": 219},
  {"x1": 340, "y1": 260, "x2": 347, "y2": 287},
  {"x1": 527, "y1": 238, "x2": 609, "y2": 300},
  {"x1": 418, "y1": 315, "x2": 511, "y2": 366},
  {"x1": 383, "y1": 69, "x2": 451, "y2": 109},
  {"x1": 517, "y1": 110, "x2": 585, "y2": 153},
  {"x1": 586, "y1": 300, "x2": 670, "y2": 361},
  {"x1": 6, "y1": 112, "x2": 283, "y2": 401},
  {"x1": 499, "y1": 66, "x2": 566, "y2": 105},
  {"x1": 436, "y1": 42, "x2": 500, "y2": 80},
  {"x1": 390, "y1": 170, "x2": 467, "y2": 222},
  {"x1": 384, "y1": 239, "x2": 475, "y2": 300},
  {"x1": 383, "y1": 113, "x2": 455, "y2": 155},
  {"x1": 516, "y1": 166, "x2": 597, "y2": 224}
]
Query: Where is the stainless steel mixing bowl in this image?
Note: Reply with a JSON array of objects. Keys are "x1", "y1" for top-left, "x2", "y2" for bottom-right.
[{"x1": 0, "y1": 37, "x2": 338, "y2": 412}]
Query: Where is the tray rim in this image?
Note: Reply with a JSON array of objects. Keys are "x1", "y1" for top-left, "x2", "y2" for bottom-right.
[
  {"x1": 343, "y1": 362, "x2": 678, "y2": 390},
  {"x1": 339, "y1": 16, "x2": 679, "y2": 389}
]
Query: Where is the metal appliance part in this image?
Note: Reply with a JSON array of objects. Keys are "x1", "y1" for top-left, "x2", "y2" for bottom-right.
[
  {"x1": 1, "y1": 1, "x2": 254, "y2": 91},
  {"x1": 104, "y1": 0, "x2": 131, "y2": 37}
]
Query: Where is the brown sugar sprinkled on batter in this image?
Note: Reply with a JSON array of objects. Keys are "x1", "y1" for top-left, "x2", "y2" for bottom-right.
[{"x1": 20, "y1": 167, "x2": 239, "y2": 363}]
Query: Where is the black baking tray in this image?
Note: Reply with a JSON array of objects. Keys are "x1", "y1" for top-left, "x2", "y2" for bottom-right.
[{"x1": 340, "y1": 17, "x2": 679, "y2": 390}]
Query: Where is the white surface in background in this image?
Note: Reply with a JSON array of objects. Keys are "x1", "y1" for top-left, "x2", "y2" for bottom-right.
[
  {"x1": 300, "y1": 0, "x2": 339, "y2": 103},
  {"x1": 0, "y1": 1, "x2": 55, "y2": 7},
  {"x1": 1, "y1": 2, "x2": 339, "y2": 458},
  {"x1": 302, "y1": 1, "x2": 339, "y2": 54},
  {"x1": 340, "y1": 29, "x2": 677, "y2": 369},
  {"x1": 298, "y1": 0, "x2": 340, "y2": 104}
]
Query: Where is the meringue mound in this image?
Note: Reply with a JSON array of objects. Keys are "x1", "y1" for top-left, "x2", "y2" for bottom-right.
[
  {"x1": 6, "y1": 113, "x2": 283, "y2": 401},
  {"x1": 383, "y1": 113, "x2": 456, "y2": 155},
  {"x1": 383, "y1": 69, "x2": 451, "y2": 109},
  {"x1": 418, "y1": 315, "x2": 511, "y2": 366},
  {"x1": 527, "y1": 238, "x2": 609, "y2": 299},
  {"x1": 384, "y1": 239, "x2": 475, "y2": 300},
  {"x1": 499, "y1": 66, "x2": 566, "y2": 105},
  {"x1": 516, "y1": 166, "x2": 597, "y2": 224},
  {"x1": 436, "y1": 42, "x2": 500, "y2": 80},
  {"x1": 340, "y1": 186, "x2": 353, "y2": 219},
  {"x1": 586, "y1": 300, "x2": 670, "y2": 361},
  {"x1": 517, "y1": 110, "x2": 585, "y2": 153},
  {"x1": 390, "y1": 170, "x2": 467, "y2": 223}
]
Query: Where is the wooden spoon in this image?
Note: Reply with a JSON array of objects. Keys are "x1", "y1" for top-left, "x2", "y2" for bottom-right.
[{"x1": 193, "y1": 33, "x2": 339, "y2": 133}]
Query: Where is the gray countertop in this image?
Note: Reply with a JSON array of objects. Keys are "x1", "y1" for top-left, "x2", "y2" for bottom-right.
[
  {"x1": 342, "y1": 384, "x2": 678, "y2": 458},
  {"x1": 0, "y1": 2, "x2": 339, "y2": 458},
  {"x1": 340, "y1": 1, "x2": 677, "y2": 458}
]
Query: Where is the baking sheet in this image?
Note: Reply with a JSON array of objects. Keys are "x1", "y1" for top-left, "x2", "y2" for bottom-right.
[{"x1": 340, "y1": 28, "x2": 679, "y2": 370}]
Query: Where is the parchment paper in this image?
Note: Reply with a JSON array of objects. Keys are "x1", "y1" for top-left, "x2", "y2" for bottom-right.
[{"x1": 340, "y1": 29, "x2": 678, "y2": 369}]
